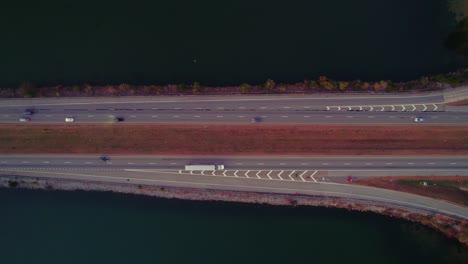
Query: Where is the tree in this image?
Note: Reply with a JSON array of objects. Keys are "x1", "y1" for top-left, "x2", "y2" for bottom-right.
[
  {"x1": 265, "y1": 79, "x2": 275, "y2": 90},
  {"x1": 192, "y1": 81, "x2": 201, "y2": 94},
  {"x1": 18, "y1": 81, "x2": 36, "y2": 98},
  {"x1": 338, "y1": 82, "x2": 349, "y2": 91},
  {"x1": 240, "y1": 83, "x2": 250, "y2": 94}
]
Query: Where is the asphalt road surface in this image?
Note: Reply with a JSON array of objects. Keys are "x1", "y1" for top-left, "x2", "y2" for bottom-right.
[
  {"x1": 2, "y1": 92, "x2": 467, "y2": 125},
  {"x1": 1, "y1": 155, "x2": 468, "y2": 171},
  {"x1": 1, "y1": 154, "x2": 467, "y2": 219}
]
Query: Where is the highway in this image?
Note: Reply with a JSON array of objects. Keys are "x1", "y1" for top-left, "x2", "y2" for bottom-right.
[
  {"x1": 1, "y1": 154, "x2": 467, "y2": 219},
  {"x1": 0, "y1": 89, "x2": 467, "y2": 125},
  {"x1": 1, "y1": 155, "x2": 468, "y2": 171}
]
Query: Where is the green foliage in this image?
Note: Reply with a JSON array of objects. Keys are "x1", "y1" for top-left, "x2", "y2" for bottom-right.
[
  {"x1": 419, "y1": 76, "x2": 430, "y2": 85},
  {"x1": 338, "y1": 81, "x2": 349, "y2": 91},
  {"x1": 192, "y1": 81, "x2": 201, "y2": 94},
  {"x1": 432, "y1": 74, "x2": 461, "y2": 84},
  {"x1": 177, "y1": 83, "x2": 189, "y2": 91},
  {"x1": 55, "y1": 92, "x2": 60, "y2": 97},
  {"x1": 18, "y1": 81, "x2": 36, "y2": 98},
  {"x1": 72, "y1": 85, "x2": 82, "y2": 92},
  {"x1": 240, "y1": 83, "x2": 250, "y2": 93},
  {"x1": 265, "y1": 79, "x2": 275, "y2": 90}
]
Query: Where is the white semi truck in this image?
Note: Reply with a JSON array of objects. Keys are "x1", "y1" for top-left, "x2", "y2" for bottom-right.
[{"x1": 184, "y1": 164, "x2": 225, "y2": 171}]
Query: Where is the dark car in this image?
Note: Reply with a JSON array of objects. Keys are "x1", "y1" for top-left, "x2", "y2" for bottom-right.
[
  {"x1": 251, "y1": 117, "x2": 261, "y2": 123},
  {"x1": 100, "y1": 157, "x2": 110, "y2": 161},
  {"x1": 23, "y1": 109, "x2": 34, "y2": 115},
  {"x1": 114, "y1": 117, "x2": 124, "y2": 122}
]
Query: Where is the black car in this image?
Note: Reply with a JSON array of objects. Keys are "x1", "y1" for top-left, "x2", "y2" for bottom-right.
[
  {"x1": 114, "y1": 117, "x2": 124, "y2": 122},
  {"x1": 23, "y1": 109, "x2": 34, "y2": 115},
  {"x1": 100, "y1": 157, "x2": 110, "y2": 161}
]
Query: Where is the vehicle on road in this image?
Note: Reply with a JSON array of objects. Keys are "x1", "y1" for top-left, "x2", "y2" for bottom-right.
[
  {"x1": 185, "y1": 164, "x2": 225, "y2": 170},
  {"x1": 19, "y1": 117, "x2": 30, "y2": 122},
  {"x1": 100, "y1": 156, "x2": 110, "y2": 162},
  {"x1": 414, "y1": 117, "x2": 424, "y2": 122},
  {"x1": 23, "y1": 109, "x2": 34, "y2": 115},
  {"x1": 251, "y1": 117, "x2": 261, "y2": 123},
  {"x1": 114, "y1": 117, "x2": 124, "y2": 122},
  {"x1": 65, "y1": 117, "x2": 74, "y2": 122}
]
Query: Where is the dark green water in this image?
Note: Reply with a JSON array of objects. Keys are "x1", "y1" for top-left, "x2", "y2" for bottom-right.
[
  {"x1": 0, "y1": 0, "x2": 466, "y2": 87},
  {"x1": 0, "y1": 188, "x2": 466, "y2": 264}
]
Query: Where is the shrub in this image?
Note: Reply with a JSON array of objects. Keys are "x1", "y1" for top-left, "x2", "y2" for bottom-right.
[
  {"x1": 373, "y1": 80, "x2": 388, "y2": 92},
  {"x1": 192, "y1": 82, "x2": 201, "y2": 94},
  {"x1": 18, "y1": 81, "x2": 36, "y2": 98},
  {"x1": 72, "y1": 85, "x2": 82, "y2": 93},
  {"x1": 240, "y1": 83, "x2": 250, "y2": 94},
  {"x1": 84, "y1": 84, "x2": 93, "y2": 94},
  {"x1": 420, "y1": 76, "x2": 430, "y2": 85},
  {"x1": 319, "y1": 76, "x2": 336, "y2": 90},
  {"x1": 279, "y1": 85, "x2": 286, "y2": 92},
  {"x1": 362, "y1": 82, "x2": 371, "y2": 90},
  {"x1": 308, "y1": 80, "x2": 318, "y2": 89},
  {"x1": 338, "y1": 81, "x2": 349, "y2": 91},
  {"x1": 118, "y1": 83, "x2": 131, "y2": 94},
  {"x1": 432, "y1": 74, "x2": 461, "y2": 85},
  {"x1": 265, "y1": 79, "x2": 275, "y2": 90},
  {"x1": 177, "y1": 83, "x2": 189, "y2": 92}
]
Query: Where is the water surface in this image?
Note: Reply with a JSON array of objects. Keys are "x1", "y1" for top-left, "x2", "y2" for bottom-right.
[
  {"x1": 0, "y1": 188, "x2": 466, "y2": 264},
  {"x1": 0, "y1": 0, "x2": 465, "y2": 86}
]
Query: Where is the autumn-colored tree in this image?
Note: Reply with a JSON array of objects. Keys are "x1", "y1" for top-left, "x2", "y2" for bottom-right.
[
  {"x1": 338, "y1": 81, "x2": 349, "y2": 91},
  {"x1": 265, "y1": 79, "x2": 275, "y2": 90}
]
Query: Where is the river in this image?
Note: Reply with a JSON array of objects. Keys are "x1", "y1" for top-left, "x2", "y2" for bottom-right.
[
  {"x1": 0, "y1": 0, "x2": 466, "y2": 87},
  {"x1": 0, "y1": 188, "x2": 466, "y2": 263}
]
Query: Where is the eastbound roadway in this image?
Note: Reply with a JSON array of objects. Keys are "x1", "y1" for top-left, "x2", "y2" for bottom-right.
[{"x1": 1, "y1": 155, "x2": 467, "y2": 219}]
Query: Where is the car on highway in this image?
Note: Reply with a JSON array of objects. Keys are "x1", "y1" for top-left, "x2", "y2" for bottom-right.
[
  {"x1": 19, "y1": 117, "x2": 30, "y2": 122},
  {"x1": 114, "y1": 117, "x2": 124, "y2": 122},
  {"x1": 251, "y1": 117, "x2": 261, "y2": 123},
  {"x1": 414, "y1": 117, "x2": 424, "y2": 122},
  {"x1": 23, "y1": 109, "x2": 34, "y2": 115},
  {"x1": 65, "y1": 117, "x2": 74, "y2": 122},
  {"x1": 100, "y1": 156, "x2": 110, "y2": 162}
]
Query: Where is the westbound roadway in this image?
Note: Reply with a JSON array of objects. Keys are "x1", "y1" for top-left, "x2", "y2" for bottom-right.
[
  {"x1": 1, "y1": 155, "x2": 467, "y2": 219},
  {"x1": 0, "y1": 90, "x2": 467, "y2": 125}
]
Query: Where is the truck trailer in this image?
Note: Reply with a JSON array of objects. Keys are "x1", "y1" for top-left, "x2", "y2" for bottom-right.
[{"x1": 184, "y1": 164, "x2": 225, "y2": 171}]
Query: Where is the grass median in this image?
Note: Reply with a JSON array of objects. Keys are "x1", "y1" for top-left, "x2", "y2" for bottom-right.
[{"x1": 1, "y1": 125, "x2": 468, "y2": 154}]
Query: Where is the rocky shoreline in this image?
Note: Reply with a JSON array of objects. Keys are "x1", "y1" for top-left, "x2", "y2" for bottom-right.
[{"x1": 1, "y1": 174, "x2": 467, "y2": 246}]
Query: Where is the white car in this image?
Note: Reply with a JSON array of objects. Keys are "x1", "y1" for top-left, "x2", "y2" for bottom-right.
[
  {"x1": 414, "y1": 117, "x2": 424, "y2": 122},
  {"x1": 19, "y1": 117, "x2": 30, "y2": 122},
  {"x1": 65, "y1": 117, "x2": 74, "y2": 122}
]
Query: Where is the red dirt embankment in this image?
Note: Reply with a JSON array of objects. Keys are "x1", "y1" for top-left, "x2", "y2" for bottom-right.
[{"x1": 1, "y1": 125, "x2": 468, "y2": 154}]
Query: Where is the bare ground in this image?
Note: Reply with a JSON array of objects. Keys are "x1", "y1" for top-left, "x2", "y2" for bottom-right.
[
  {"x1": 447, "y1": 99, "x2": 468, "y2": 106},
  {"x1": 356, "y1": 176, "x2": 468, "y2": 206},
  {"x1": 1, "y1": 125, "x2": 468, "y2": 154}
]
